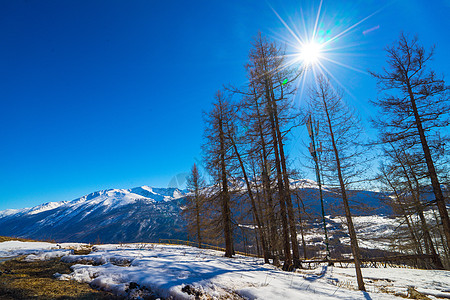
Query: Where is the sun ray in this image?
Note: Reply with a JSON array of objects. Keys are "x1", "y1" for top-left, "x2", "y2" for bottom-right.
[
  {"x1": 269, "y1": 4, "x2": 304, "y2": 45},
  {"x1": 265, "y1": 1, "x2": 390, "y2": 107},
  {"x1": 312, "y1": 0, "x2": 323, "y2": 40},
  {"x1": 316, "y1": 60, "x2": 357, "y2": 101},
  {"x1": 299, "y1": 9, "x2": 309, "y2": 42},
  {"x1": 243, "y1": 2, "x2": 389, "y2": 108},
  {"x1": 320, "y1": 56, "x2": 368, "y2": 75}
]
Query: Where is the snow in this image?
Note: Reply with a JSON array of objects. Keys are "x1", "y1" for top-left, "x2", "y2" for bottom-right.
[
  {"x1": 0, "y1": 208, "x2": 22, "y2": 218},
  {"x1": 57, "y1": 244, "x2": 450, "y2": 299},
  {"x1": 0, "y1": 241, "x2": 57, "y2": 257},
  {"x1": 300, "y1": 215, "x2": 400, "y2": 252},
  {"x1": 333, "y1": 266, "x2": 450, "y2": 298},
  {"x1": 0, "y1": 201, "x2": 67, "y2": 217},
  {"x1": 300, "y1": 213, "x2": 443, "y2": 254},
  {"x1": 0, "y1": 185, "x2": 186, "y2": 221},
  {"x1": 330, "y1": 215, "x2": 398, "y2": 251},
  {"x1": 290, "y1": 178, "x2": 332, "y2": 191},
  {"x1": 27, "y1": 201, "x2": 68, "y2": 215},
  {"x1": 139, "y1": 185, "x2": 155, "y2": 193},
  {"x1": 24, "y1": 249, "x2": 73, "y2": 261},
  {"x1": 2, "y1": 241, "x2": 449, "y2": 299},
  {"x1": 0, "y1": 240, "x2": 87, "y2": 258}
]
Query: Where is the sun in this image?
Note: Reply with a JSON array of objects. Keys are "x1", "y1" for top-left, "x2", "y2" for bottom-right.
[
  {"x1": 299, "y1": 41, "x2": 323, "y2": 65},
  {"x1": 268, "y1": 0, "x2": 383, "y2": 102}
]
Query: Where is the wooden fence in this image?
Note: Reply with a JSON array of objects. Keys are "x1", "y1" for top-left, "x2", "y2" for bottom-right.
[
  {"x1": 302, "y1": 254, "x2": 439, "y2": 269},
  {"x1": 156, "y1": 240, "x2": 439, "y2": 269}
]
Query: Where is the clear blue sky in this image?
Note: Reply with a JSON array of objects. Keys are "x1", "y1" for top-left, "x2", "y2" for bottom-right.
[{"x1": 1, "y1": 0, "x2": 449, "y2": 210}]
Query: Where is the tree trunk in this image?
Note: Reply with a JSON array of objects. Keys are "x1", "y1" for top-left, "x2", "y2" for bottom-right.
[
  {"x1": 323, "y1": 98, "x2": 365, "y2": 291},
  {"x1": 195, "y1": 193, "x2": 202, "y2": 249},
  {"x1": 295, "y1": 193, "x2": 308, "y2": 260},
  {"x1": 218, "y1": 109, "x2": 233, "y2": 258},
  {"x1": 254, "y1": 98, "x2": 280, "y2": 264},
  {"x1": 270, "y1": 87, "x2": 301, "y2": 268}
]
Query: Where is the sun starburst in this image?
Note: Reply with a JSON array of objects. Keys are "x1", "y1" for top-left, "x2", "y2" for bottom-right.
[{"x1": 269, "y1": 0, "x2": 384, "y2": 102}]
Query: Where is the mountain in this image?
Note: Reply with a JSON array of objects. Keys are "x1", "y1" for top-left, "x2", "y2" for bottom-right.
[
  {"x1": 0, "y1": 186, "x2": 188, "y2": 243},
  {"x1": 0, "y1": 181, "x2": 392, "y2": 244}
]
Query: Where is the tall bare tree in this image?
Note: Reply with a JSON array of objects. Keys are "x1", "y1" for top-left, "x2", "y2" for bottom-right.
[
  {"x1": 237, "y1": 83, "x2": 281, "y2": 264},
  {"x1": 370, "y1": 33, "x2": 450, "y2": 251},
  {"x1": 203, "y1": 90, "x2": 235, "y2": 257},
  {"x1": 309, "y1": 75, "x2": 366, "y2": 291},
  {"x1": 245, "y1": 33, "x2": 302, "y2": 269}
]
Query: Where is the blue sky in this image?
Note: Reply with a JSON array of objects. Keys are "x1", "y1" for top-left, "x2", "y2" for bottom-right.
[{"x1": 1, "y1": 0, "x2": 449, "y2": 210}]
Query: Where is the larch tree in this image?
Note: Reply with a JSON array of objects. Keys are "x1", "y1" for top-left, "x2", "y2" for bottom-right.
[
  {"x1": 185, "y1": 163, "x2": 206, "y2": 249},
  {"x1": 203, "y1": 90, "x2": 235, "y2": 258},
  {"x1": 370, "y1": 33, "x2": 450, "y2": 251},
  {"x1": 245, "y1": 33, "x2": 302, "y2": 270},
  {"x1": 237, "y1": 83, "x2": 281, "y2": 264},
  {"x1": 308, "y1": 75, "x2": 366, "y2": 291}
]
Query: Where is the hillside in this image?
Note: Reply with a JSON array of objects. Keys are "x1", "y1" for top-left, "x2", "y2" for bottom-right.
[{"x1": 0, "y1": 187, "x2": 187, "y2": 243}]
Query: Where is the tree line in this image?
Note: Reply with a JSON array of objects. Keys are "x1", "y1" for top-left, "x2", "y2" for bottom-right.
[{"x1": 181, "y1": 32, "x2": 450, "y2": 291}]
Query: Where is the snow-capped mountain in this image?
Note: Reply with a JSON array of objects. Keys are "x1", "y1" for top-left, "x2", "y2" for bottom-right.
[
  {"x1": 0, "y1": 181, "x2": 393, "y2": 245},
  {"x1": 0, "y1": 186, "x2": 187, "y2": 243}
]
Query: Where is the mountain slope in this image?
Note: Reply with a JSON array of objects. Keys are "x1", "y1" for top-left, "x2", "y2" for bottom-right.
[{"x1": 0, "y1": 187, "x2": 187, "y2": 243}]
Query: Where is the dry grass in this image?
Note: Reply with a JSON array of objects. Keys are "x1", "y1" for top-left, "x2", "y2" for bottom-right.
[
  {"x1": 0, "y1": 236, "x2": 37, "y2": 243},
  {"x1": 0, "y1": 257, "x2": 122, "y2": 299},
  {"x1": 73, "y1": 248, "x2": 93, "y2": 255}
]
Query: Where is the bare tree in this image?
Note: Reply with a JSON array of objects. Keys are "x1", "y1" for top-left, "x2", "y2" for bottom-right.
[
  {"x1": 184, "y1": 163, "x2": 205, "y2": 248},
  {"x1": 245, "y1": 33, "x2": 302, "y2": 270},
  {"x1": 370, "y1": 33, "x2": 450, "y2": 251},
  {"x1": 203, "y1": 90, "x2": 235, "y2": 257},
  {"x1": 308, "y1": 75, "x2": 366, "y2": 291},
  {"x1": 236, "y1": 83, "x2": 281, "y2": 264}
]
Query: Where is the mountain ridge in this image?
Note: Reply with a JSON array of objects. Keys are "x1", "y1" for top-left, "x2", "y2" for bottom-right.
[
  {"x1": 0, "y1": 180, "x2": 391, "y2": 244},
  {"x1": 0, "y1": 186, "x2": 187, "y2": 243}
]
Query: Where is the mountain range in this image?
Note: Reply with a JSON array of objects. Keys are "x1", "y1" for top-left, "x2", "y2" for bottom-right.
[
  {"x1": 0, "y1": 186, "x2": 187, "y2": 243},
  {"x1": 0, "y1": 180, "x2": 391, "y2": 244}
]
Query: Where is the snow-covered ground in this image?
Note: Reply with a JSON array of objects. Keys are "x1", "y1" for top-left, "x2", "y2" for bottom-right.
[
  {"x1": 60, "y1": 244, "x2": 402, "y2": 299},
  {"x1": 2, "y1": 240, "x2": 449, "y2": 299},
  {"x1": 0, "y1": 240, "x2": 87, "y2": 258}
]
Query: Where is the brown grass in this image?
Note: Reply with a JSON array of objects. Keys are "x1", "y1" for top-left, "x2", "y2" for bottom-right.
[
  {"x1": 73, "y1": 248, "x2": 93, "y2": 255},
  {"x1": 0, "y1": 257, "x2": 122, "y2": 299},
  {"x1": 0, "y1": 236, "x2": 37, "y2": 243}
]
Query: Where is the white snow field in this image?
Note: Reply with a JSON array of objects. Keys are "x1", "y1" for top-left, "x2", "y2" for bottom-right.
[
  {"x1": 1, "y1": 240, "x2": 449, "y2": 299},
  {"x1": 0, "y1": 240, "x2": 88, "y2": 258}
]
